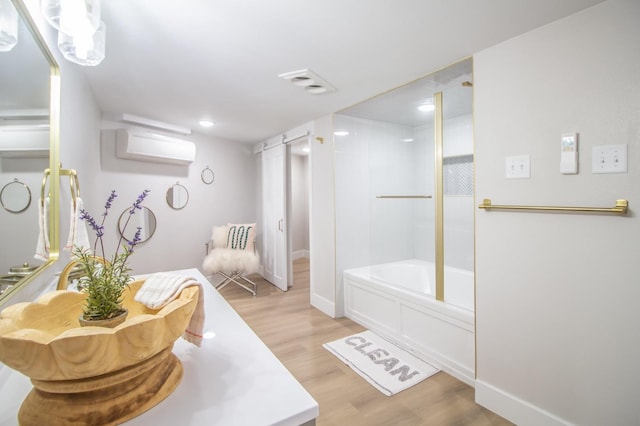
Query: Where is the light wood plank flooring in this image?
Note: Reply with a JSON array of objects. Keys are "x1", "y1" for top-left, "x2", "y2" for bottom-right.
[{"x1": 217, "y1": 258, "x2": 511, "y2": 426}]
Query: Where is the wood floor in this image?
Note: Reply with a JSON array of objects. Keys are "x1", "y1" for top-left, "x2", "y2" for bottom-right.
[{"x1": 217, "y1": 258, "x2": 512, "y2": 426}]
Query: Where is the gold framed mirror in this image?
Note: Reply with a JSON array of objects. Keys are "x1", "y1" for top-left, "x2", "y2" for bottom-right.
[
  {"x1": 166, "y1": 182, "x2": 189, "y2": 210},
  {"x1": 0, "y1": 178, "x2": 32, "y2": 213},
  {"x1": 118, "y1": 206, "x2": 157, "y2": 244},
  {"x1": 0, "y1": 0, "x2": 61, "y2": 305}
]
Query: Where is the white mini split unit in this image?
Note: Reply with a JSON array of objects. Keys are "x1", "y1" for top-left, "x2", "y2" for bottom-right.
[
  {"x1": 112, "y1": 129, "x2": 196, "y2": 165},
  {"x1": 0, "y1": 126, "x2": 50, "y2": 158}
]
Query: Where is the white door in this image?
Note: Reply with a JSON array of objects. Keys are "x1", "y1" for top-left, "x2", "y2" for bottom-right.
[{"x1": 262, "y1": 144, "x2": 288, "y2": 291}]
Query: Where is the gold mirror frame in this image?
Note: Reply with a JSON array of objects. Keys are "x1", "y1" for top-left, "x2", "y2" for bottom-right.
[{"x1": 0, "y1": 0, "x2": 61, "y2": 306}]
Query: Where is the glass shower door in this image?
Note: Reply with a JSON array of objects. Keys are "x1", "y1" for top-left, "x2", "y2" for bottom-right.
[{"x1": 441, "y1": 83, "x2": 474, "y2": 311}]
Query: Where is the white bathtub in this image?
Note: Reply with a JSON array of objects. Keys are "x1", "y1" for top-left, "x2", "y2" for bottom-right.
[{"x1": 343, "y1": 259, "x2": 475, "y2": 385}]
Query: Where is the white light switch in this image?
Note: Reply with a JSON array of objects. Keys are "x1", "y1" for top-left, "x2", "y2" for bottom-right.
[
  {"x1": 592, "y1": 144, "x2": 627, "y2": 174},
  {"x1": 505, "y1": 155, "x2": 530, "y2": 179}
]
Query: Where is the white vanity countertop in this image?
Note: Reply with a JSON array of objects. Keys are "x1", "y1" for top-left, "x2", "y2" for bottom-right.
[{"x1": 0, "y1": 268, "x2": 319, "y2": 426}]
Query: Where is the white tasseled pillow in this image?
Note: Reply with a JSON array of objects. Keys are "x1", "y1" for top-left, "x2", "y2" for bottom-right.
[{"x1": 211, "y1": 226, "x2": 229, "y2": 249}]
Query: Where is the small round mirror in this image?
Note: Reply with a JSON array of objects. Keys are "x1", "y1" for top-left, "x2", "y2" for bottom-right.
[
  {"x1": 0, "y1": 179, "x2": 31, "y2": 213},
  {"x1": 166, "y1": 182, "x2": 189, "y2": 210},
  {"x1": 118, "y1": 206, "x2": 157, "y2": 244},
  {"x1": 201, "y1": 166, "x2": 215, "y2": 185}
]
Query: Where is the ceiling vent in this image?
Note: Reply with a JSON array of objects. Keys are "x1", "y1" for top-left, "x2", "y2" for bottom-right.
[{"x1": 278, "y1": 69, "x2": 336, "y2": 95}]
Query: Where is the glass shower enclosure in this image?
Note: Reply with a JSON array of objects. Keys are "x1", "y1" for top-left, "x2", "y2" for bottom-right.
[{"x1": 335, "y1": 58, "x2": 474, "y2": 312}]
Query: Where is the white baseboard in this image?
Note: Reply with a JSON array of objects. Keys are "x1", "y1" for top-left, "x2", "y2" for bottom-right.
[
  {"x1": 292, "y1": 250, "x2": 310, "y2": 260},
  {"x1": 475, "y1": 380, "x2": 570, "y2": 426},
  {"x1": 310, "y1": 292, "x2": 335, "y2": 318}
]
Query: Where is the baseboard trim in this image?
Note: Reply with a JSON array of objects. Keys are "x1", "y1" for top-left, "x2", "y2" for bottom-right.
[
  {"x1": 475, "y1": 380, "x2": 569, "y2": 426},
  {"x1": 292, "y1": 250, "x2": 310, "y2": 260},
  {"x1": 310, "y1": 292, "x2": 335, "y2": 318}
]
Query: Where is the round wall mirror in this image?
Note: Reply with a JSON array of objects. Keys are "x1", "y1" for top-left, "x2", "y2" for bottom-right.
[
  {"x1": 118, "y1": 206, "x2": 157, "y2": 244},
  {"x1": 201, "y1": 166, "x2": 215, "y2": 185},
  {"x1": 166, "y1": 182, "x2": 189, "y2": 209},
  {"x1": 0, "y1": 179, "x2": 32, "y2": 213}
]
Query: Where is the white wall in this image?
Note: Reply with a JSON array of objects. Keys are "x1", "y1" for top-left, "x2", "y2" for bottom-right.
[
  {"x1": 96, "y1": 125, "x2": 256, "y2": 275},
  {"x1": 309, "y1": 114, "x2": 336, "y2": 317},
  {"x1": 474, "y1": 1, "x2": 640, "y2": 424},
  {"x1": 290, "y1": 154, "x2": 309, "y2": 258}
]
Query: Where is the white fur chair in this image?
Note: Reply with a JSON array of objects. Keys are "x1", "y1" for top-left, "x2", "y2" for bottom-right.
[{"x1": 202, "y1": 224, "x2": 259, "y2": 296}]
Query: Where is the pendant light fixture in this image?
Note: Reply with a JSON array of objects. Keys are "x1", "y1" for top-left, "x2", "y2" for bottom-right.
[
  {"x1": 41, "y1": 0, "x2": 106, "y2": 66},
  {"x1": 0, "y1": 0, "x2": 19, "y2": 52}
]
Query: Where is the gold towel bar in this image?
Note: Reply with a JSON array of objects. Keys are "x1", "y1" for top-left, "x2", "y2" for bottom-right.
[
  {"x1": 40, "y1": 167, "x2": 80, "y2": 209},
  {"x1": 376, "y1": 195, "x2": 433, "y2": 199},
  {"x1": 478, "y1": 199, "x2": 628, "y2": 215}
]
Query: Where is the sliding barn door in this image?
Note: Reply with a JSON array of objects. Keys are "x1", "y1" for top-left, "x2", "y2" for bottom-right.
[{"x1": 262, "y1": 144, "x2": 288, "y2": 291}]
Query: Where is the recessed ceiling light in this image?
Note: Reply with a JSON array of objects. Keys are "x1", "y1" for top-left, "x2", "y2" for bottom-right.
[
  {"x1": 334, "y1": 130, "x2": 349, "y2": 136},
  {"x1": 302, "y1": 147, "x2": 310, "y2": 153},
  {"x1": 418, "y1": 103, "x2": 434, "y2": 112},
  {"x1": 400, "y1": 138, "x2": 414, "y2": 142},
  {"x1": 199, "y1": 120, "x2": 215, "y2": 128}
]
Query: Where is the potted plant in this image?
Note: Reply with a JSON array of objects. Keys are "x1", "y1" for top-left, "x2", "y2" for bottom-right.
[{"x1": 73, "y1": 189, "x2": 150, "y2": 327}]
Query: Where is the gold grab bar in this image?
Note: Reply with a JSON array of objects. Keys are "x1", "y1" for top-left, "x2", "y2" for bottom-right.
[
  {"x1": 478, "y1": 199, "x2": 628, "y2": 215},
  {"x1": 376, "y1": 195, "x2": 433, "y2": 199}
]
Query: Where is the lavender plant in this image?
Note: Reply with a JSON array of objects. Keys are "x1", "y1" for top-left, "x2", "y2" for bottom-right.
[{"x1": 73, "y1": 189, "x2": 150, "y2": 320}]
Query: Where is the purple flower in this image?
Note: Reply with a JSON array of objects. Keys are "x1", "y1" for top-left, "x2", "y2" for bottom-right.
[
  {"x1": 129, "y1": 189, "x2": 150, "y2": 214},
  {"x1": 79, "y1": 209, "x2": 103, "y2": 237},
  {"x1": 127, "y1": 227, "x2": 143, "y2": 253},
  {"x1": 103, "y1": 190, "x2": 117, "y2": 215},
  {"x1": 77, "y1": 189, "x2": 150, "y2": 260}
]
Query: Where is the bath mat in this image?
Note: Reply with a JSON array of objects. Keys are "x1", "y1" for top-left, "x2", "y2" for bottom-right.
[{"x1": 323, "y1": 330, "x2": 439, "y2": 396}]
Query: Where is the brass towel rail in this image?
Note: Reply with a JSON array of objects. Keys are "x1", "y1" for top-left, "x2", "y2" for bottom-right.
[
  {"x1": 40, "y1": 167, "x2": 80, "y2": 209},
  {"x1": 376, "y1": 195, "x2": 433, "y2": 199},
  {"x1": 478, "y1": 198, "x2": 628, "y2": 215},
  {"x1": 60, "y1": 168, "x2": 80, "y2": 210},
  {"x1": 40, "y1": 168, "x2": 51, "y2": 206}
]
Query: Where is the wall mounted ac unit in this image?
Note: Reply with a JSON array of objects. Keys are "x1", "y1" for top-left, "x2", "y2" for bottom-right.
[
  {"x1": 113, "y1": 129, "x2": 196, "y2": 165},
  {"x1": 0, "y1": 126, "x2": 49, "y2": 158}
]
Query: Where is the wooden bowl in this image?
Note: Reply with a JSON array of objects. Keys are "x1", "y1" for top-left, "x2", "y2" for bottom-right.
[{"x1": 0, "y1": 279, "x2": 198, "y2": 381}]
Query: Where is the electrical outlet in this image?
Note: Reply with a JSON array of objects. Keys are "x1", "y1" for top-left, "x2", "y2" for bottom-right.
[
  {"x1": 592, "y1": 144, "x2": 627, "y2": 174},
  {"x1": 505, "y1": 155, "x2": 530, "y2": 179}
]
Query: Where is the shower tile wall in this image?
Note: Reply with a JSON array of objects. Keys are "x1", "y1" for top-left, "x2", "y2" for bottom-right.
[
  {"x1": 335, "y1": 112, "x2": 474, "y2": 275},
  {"x1": 443, "y1": 114, "x2": 474, "y2": 272},
  {"x1": 335, "y1": 114, "x2": 426, "y2": 273}
]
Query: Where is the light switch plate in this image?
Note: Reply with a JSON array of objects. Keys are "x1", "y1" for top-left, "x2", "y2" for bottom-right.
[
  {"x1": 505, "y1": 155, "x2": 530, "y2": 179},
  {"x1": 592, "y1": 144, "x2": 627, "y2": 174}
]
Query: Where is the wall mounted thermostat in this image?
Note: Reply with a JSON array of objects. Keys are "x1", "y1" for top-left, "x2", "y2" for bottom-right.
[{"x1": 560, "y1": 133, "x2": 578, "y2": 174}]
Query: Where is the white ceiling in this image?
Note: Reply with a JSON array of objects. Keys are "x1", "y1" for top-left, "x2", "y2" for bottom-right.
[{"x1": 82, "y1": 0, "x2": 605, "y2": 144}]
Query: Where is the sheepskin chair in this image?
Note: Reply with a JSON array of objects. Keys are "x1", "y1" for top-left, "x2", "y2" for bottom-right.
[{"x1": 202, "y1": 224, "x2": 259, "y2": 296}]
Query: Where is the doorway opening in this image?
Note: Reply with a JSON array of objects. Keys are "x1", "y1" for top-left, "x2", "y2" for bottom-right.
[{"x1": 286, "y1": 138, "x2": 311, "y2": 288}]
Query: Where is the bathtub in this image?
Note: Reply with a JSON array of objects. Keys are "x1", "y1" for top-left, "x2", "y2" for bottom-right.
[{"x1": 343, "y1": 259, "x2": 475, "y2": 385}]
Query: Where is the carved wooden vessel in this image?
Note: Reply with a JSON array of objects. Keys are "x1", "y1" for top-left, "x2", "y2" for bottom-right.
[{"x1": 0, "y1": 280, "x2": 199, "y2": 425}]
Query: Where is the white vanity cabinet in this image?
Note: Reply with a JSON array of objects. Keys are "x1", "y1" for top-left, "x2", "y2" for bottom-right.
[{"x1": 0, "y1": 269, "x2": 318, "y2": 426}]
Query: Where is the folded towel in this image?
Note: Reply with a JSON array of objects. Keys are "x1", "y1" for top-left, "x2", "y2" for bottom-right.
[
  {"x1": 134, "y1": 273, "x2": 205, "y2": 347},
  {"x1": 34, "y1": 197, "x2": 50, "y2": 261},
  {"x1": 65, "y1": 197, "x2": 92, "y2": 254}
]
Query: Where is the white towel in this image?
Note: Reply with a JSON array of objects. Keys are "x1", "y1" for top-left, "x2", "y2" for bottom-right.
[
  {"x1": 134, "y1": 273, "x2": 205, "y2": 347},
  {"x1": 34, "y1": 197, "x2": 50, "y2": 262},
  {"x1": 65, "y1": 197, "x2": 91, "y2": 254}
]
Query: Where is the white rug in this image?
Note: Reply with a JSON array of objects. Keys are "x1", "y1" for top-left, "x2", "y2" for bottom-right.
[{"x1": 323, "y1": 330, "x2": 439, "y2": 396}]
